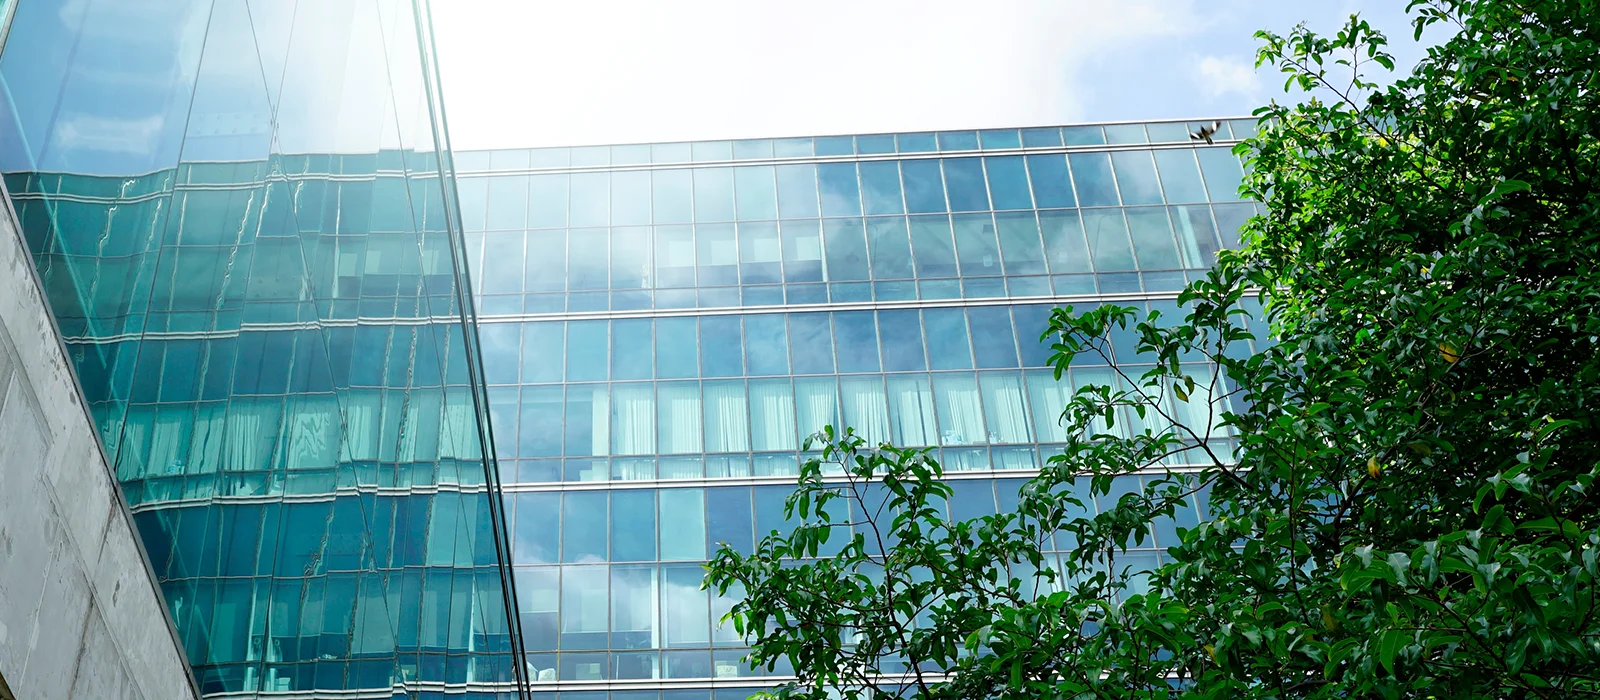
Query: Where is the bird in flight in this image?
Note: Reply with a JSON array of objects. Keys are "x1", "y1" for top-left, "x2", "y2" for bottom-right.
[{"x1": 1190, "y1": 121, "x2": 1222, "y2": 145}]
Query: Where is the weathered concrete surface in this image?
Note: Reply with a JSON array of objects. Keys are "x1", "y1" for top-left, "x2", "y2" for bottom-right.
[{"x1": 0, "y1": 199, "x2": 197, "y2": 699}]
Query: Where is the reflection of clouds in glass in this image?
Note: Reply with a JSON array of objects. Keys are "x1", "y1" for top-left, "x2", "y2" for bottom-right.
[{"x1": 53, "y1": 115, "x2": 163, "y2": 156}]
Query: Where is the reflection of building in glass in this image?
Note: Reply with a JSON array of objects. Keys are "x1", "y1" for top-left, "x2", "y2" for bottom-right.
[
  {"x1": 0, "y1": 1, "x2": 1262, "y2": 698},
  {"x1": 0, "y1": 0, "x2": 523, "y2": 698},
  {"x1": 456, "y1": 121, "x2": 1264, "y2": 695}
]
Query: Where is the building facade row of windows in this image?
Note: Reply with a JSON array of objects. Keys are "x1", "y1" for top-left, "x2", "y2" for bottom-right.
[
  {"x1": 458, "y1": 147, "x2": 1247, "y2": 231},
  {"x1": 455, "y1": 118, "x2": 1258, "y2": 171}
]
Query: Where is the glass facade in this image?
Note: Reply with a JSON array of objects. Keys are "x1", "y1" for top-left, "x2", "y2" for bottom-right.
[
  {"x1": 0, "y1": 1, "x2": 523, "y2": 698},
  {"x1": 458, "y1": 118, "x2": 1260, "y2": 697}
]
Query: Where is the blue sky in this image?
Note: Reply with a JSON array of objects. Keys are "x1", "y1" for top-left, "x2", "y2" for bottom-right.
[{"x1": 433, "y1": 0, "x2": 1428, "y2": 150}]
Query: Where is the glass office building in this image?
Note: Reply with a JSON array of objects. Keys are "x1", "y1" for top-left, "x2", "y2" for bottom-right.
[
  {"x1": 0, "y1": 1, "x2": 523, "y2": 698},
  {"x1": 456, "y1": 118, "x2": 1263, "y2": 698}
]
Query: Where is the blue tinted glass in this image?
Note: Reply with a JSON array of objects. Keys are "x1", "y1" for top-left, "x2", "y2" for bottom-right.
[
  {"x1": 611, "y1": 226, "x2": 651, "y2": 289},
  {"x1": 652, "y1": 170, "x2": 694, "y2": 223},
  {"x1": 909, "y1": 216, "x2": 957, "y2": 277},
  {"x1": 612, "y1": 171, "x2": 652, "y2": 224},
  {"x1": 1170, "y1": 204, "x2": 1222, "y2": 267},
  {"x1": 611, "y1": 490, "x2": 656, "y2": 561},
  {"x1": 566, "y1": 320, "x2": 608, "y2": 381},
  {"x1": 979, "y1": 129, "x2": 1022, "y2": 149},
  {"x1": 924, "y1": 308, "x2": 974, "y2": 370},
  {"x1": 1145, "y1": 122, "x2": 1191, "y2": 143},
  {"x1": 458, "y1": 178, "x2": 487, "y2": 230},
  {"x1": 788, "y1": 313, "x2": 835, "y2": 374},
  {"x1": 612, "y1": 318, "x2": 653, "y2": 380},
  {"x1": 773, "y1": 137, "x2": 814, "y2": 157},
  {"x1": 780, "y1": 219, "x2": 824, "y2": 282},
  {"x1": 995, "y1": 212, "x2": 1046, "y2": 274},
  {"x1": 1011, "y1": 304, "x2": 1054, "y2": 366},
  {"x1": 1020, "y1": 127, "x2": 1063, "y2": 147},
  {"x1": 877, "y1": 309, "x2": 926, "y2": 371},
  {"x1": 570, "y1": 172, "x2": 609, "y2": 226},
  {"x1": 531, "y1": 146, "x2": 571, "y2": 166},
  {"x1": 942, "y1": 158, "x2": 990, "y2": 212},
  {"x1": 1213, "y1": 202, "x2": 1255, "y2": 248},
  {"x1": 744, "y1": 314, "x2": 789, "y2": 375},
  {"x1": 1083, "y1": 209, "x2": 1136, "y2": 271},
  {"x1": 562, "y1": 491, "x2": 607, "y2": 562},
  {"x1": 897, "y1": 133, "x2": 937, "y2": 152},
  {"x1": 1110, "y1": 150, "x2": 1163, "y2": 205},
  {"x1": 953, "y1": 213, "x2": 1001, "y2": 276},
  {"x1": 514, "y1": 492, "x2": 560, "y2": 563},
  {"x1": 526, "y1": 229, "x2": 566, "y2": 292},
  {"x1": 1152, "y1": 150, "x2": 1207, "y2": 204},
  {"x1": 814, "y1": 136, "x2": 854, "y2": 155},
  {"x1": 566, "y1": 388, "x2": 605, "y2": 455},
  {"x1": 817, "y1": 163, "x2": 862, "y2": 216},
  {"x1": 693, "y1": 141, "x2": 734, "y2": 161},
  {"x1": 660, "y1": 490, "x2": 707, "y2": 560},
  {"x1": 486, "y1": 175, "x2": 528, "y2": 229},
  {"x1": 694, "y1": 168, "x2": 735, "y2": 221},
  {"x1": 520, "y1": 387, "x2": 564, "y2": 457},
  {"x1": 1068, "y1": 153, "x2": 1119, "y2": 207},
  {"x1": 833, "y1": 311, "x2": 880, "y2": 373},
  {"x1": 1104, "y1": 123, "x2": 1148, "y2": 144},
  {"x1": 866, "y1": 217, "x2": 912, "y2": 279},
  {"x1": 480, "y1": 323, "x2": 520, "y2": 384},
  {"x1": 697, "y1": 223, "x2": 737, "y2": 285},
  {"x1": 1061, "y1": 126, "x2": 1105, "y2": 145},
  {"x1": 823, "y1": 218, "x2": 869, "y2": 281},
  {"x1": 901, "y1": 159, "x2": 947, "y2": 213},
  {"x1": 700, "y1": 316, "x2": 744, "y2": 377},
  {"x1": 1196, "y1": 147, "x2": 1245, "y2": 200},
  {"x1": 1040, "y1": 210, "x2": 1092, "y2": 274},
  {"x1": 734, "y1": 166, "x2": 778, "y2": 219},
  {"x1": 653, "y1": 142, "x2": 693, "y2": 162},
  {"x1": 706, "y1": 487, "x2": 754, "y2": 555},
  {"x1": 614, "y1": 145, "x2": 651, "y2": 164},
  {"x1": 856, "y1": 134, "x2": 895, "y2": 154},
  {"x1": 937, "y1": 131, "x2": 980, "y2": 150},
  {"x1": 984, "y1": 156, "x2": 1033, "y2": 210},
  {"x1": 775, "y1": 164, "x2": 820, "y2": 218},
  {"x1": 656, "y1": 317, "x2": 699, "y2": 378},
  {"x1": 1126, "y1": 208, "x2": 1181, "y2": 270},
  {"x1": 529, "y1": 174, "x2": 568, "y2": 227},
  {"x1": 859, "y1": 161, "x2": 905, "y2": 215},
  {"x1": 573, "y1": 145, "x2": 610, "y2": 165},
  {"x1": 948, "y1": 480, "x2": 998, "y2": 521},
  {"x1": 1228, "y1": 118, "x2": 1257, "y2": 138},
  {"x1": 968, "y1": 307, "x2": 1020, "y2": 368},
  {"x1": 738, "y1": 221, "x2": 782, "y2": 284},
  {"x1": 733, "y1": 139, "x2": 774, "y2": 159},
  {"x1": 1025, "y1": 154, "x2": 1074, "y2": 208}
]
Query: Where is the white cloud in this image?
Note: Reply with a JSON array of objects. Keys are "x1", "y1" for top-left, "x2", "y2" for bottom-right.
[{"x1": 1196, "y1": 55, "x2": 1262, "y2": 99}]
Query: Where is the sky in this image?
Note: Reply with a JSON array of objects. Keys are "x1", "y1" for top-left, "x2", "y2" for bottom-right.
[{"x1": 431, "y1": 0, "x2": 1428, "y2": 151}]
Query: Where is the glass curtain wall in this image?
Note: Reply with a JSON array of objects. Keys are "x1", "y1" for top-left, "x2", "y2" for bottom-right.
[
  {"x1": 460, "y1": 119, "x2": 1259, "y2": 698},
  {"x1": 0, "y1": 0, "x2": 523, "y2": 697}
]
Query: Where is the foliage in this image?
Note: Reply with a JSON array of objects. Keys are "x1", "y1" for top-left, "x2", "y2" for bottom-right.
[{"x1": 705, "y1": 1, "x2": 1600, "y2": 697}]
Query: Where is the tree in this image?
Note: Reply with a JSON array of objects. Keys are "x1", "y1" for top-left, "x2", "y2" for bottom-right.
[{"x1": 706, "y1": 1, "x2": 1600, "y2": 697}]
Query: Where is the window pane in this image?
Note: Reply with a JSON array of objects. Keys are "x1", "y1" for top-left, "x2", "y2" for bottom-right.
[
  {"x1": 934, "y1": 373, "x2": 985, "y2": 445},
  {"x1": 794, "y1": 376, "x2": 840, "y2": 441},
  {"x1": 522, "y1": 322, "x2": 564, "y2": 383},
  {"x1": 968, "y1": 307, "x2": 1020, "y2": 368},
  {"x1": 1011, "y1": 304, "x2": 1053, "y2": 367},
  {"x1": 995, "y1": 212, "x2": 1045, "y2": 275},
  {"x1": 1068, "y1": 153, "x2": 1119, "y2": 207},
  {"x1": 858, "y1": 161, "x2": 905, "y2": 215},
  {"x1": 696, "y1": 223, "x2": 737, "y2": 285},
  {"x1": 823, "y1": 218, "x2": 869, "y2": 281},
  {"x1": 901, "y1": 159, "x2": 946, "y2": 213},
  {"x1": 1153, "y1": 150, "x2": 1207, "y2": 204},
  {"x1": 487, "y1": 175, "x2": 529, "y2": 229},
  {"x1": 909, "y1": 215, "x2": 956, "y2": 277},
  {"x1": 567, "y1": 320, "x2": 609, "y2": 382},
  {"x1": 571, "y1": 173, "x2": 609, "y2": 227},
  {"x1": 1025, "y1": 154, "x2": 1074, "y2": 208},
  {"x1": 565, "y1": 385, "x2": 609, "y2": 456},
  {"x1": 780, "y1": 219, "x2": 823, "y2": 282},
  {"x1": 656, "y1": 317, "x2": 698, "y2": 378},
  {"x1": 569, "y1": 228, "x2": 609, "y2": 290},
  {"x1": 655, "y1": 225, "x2": 695, "y2": 288},
  {"x1": 1062, "y1": 125, "x2": 1105, "y2": 145},
  {"x1": 1196, "y1": 147, "x2": 1245, "y2": 201},
  {"x1": 738, "y1": 221, "x2": 782, "y2": 284},
  {"x1": 749, "y1": 379, "x2": 798, "y2": 451},
  {"x1": 775, "y1": 164, "x2": 820, "y2": 218},
  {"x1": 611, "y1": 565, "x2": 658, "y2": 648},
  {"x1": 514, "y1": 492, "x2": 559, "y2": 563},
  {"x1": 612, "y1": 171, "x2": 651, "y2": 225},
  {"x1": 877, "y1": 309, "x2": 926, "y2": 372},
  {"x1": 703, "y1": 380, "x2": 749, "y2": 451},
  {"x1": 985, "y1": 156, "x2": 1032, "y2": 210},
  {"x1": 979, "y1": 129, "x2": 1021, "y2": 149},
  {"x1": 694, "y1": 168, "x2": 735, "y2": 221},
  {"x1": 526, "y1": 230, "x2": 565, "y2": 292},
  {"x1": 700, "y1": 316, "x2": 744, "y2": 377},
  {"x1": 734, "y1": 166, "x2": 778, "y2": 220},
  {"x1": 866, "y1": 217, "x2": 912, "y2": 279},
  {"x1": 1110, "y1": 150, "x2": 1163, "y2": 205},
  {"x1": 660, "y1": 490, "x2": 707, "y2": 560},
  {"x1": 1039, "y1": 210, "x2": 1091, "y2": 274},
  {"x1": 744, "y1": 314, "x2": 789, "y2": 376},
  {"x1": 706, "y1": 487, "x2": 754, "y2": 555},
  {"x1": 663, "y1": 564, "x2": 709, "y2": 645},
  {"x1": 788, "y1": 313, "x2": 835, "y2": 374},
  {"x1": 953, "y1": 213, "x2": 1001, "y2": 277},
  {"x1": 942, "y1": 158, "x2": 990, "y2": 212},
  {"x1": 520, "y1": 386, "x2": 563, "y2": 457},
  {"x1": 561, "y1": 565, "x2": 608, "y2": 648},
  {"x1": 1125, "y1": 208, "x2": 1181, "y2": 270},
  {"x1": 1083, "y1": 209, "x2": 1136, "y2": 271},
  {"x1": 562, "y1": 492, "x2": 607, "y2": 562},
  {"x1": 917, "y1": 308, "x2": 970, "y2": 371},
  {"x1": 1170, "y1": 205, "x2": 1221, "y2": 268},
  {"x1": 612, "y1": 318, "x2": 653, "y2": 380},
  {"x1": 1021, "y1": 127, "x2": 1062, "y2": 147},
  {"x1": 612, "y1": 383, "x2": 656, "y2": 456},
  {"x1": 657, "y1": 382, "x2": 703, "y2": 454},
  {"x1": 653, "y1": 170, "x2": 694, "y2": 223},
  {"x1": 1025, "y1": 369, "x2": 1071, "y2": 442},
  {"x1": 1105, "y1": 123, "x2": 1148, "y2": 144},
  {"x1": 833, "y1": 311, "x2": 880, "y2": 373},
  {"x1": 840, "y1": 376, "x2": 890, "y2": 444},
  {"x1": 887, "y1": 375, "x2": 937, "y2": 447},
  {"x1": 980, "y1": 372, "x2": 1032, "y2": 443},
  {"x1": 611, "y1": 226, "x2": 651, "y2": 289},
  {"x1": 530, "y1": 174, "x2": 568, "y2": 227},
  {"x1": 938, "y1": 131, "x2": 979, "y2": 150},
  {"x1": 817, "y1": 163, "x2": 862, "y2": 216}
]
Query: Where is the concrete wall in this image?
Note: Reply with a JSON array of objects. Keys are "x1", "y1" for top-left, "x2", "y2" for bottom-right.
[{"x1": 0, "y1": 200, "x2": 197, "y2": 699}]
